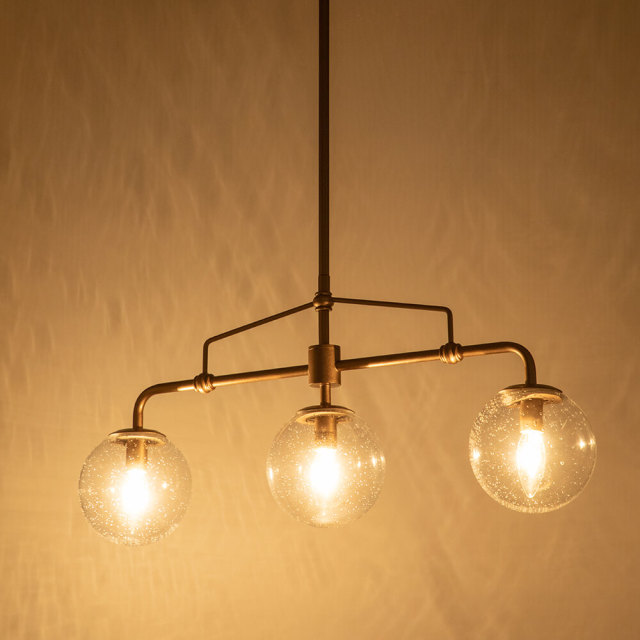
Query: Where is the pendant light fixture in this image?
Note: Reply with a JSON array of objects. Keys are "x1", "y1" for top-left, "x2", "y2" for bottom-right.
[{"x1": 79, "y1": 0, "x2": 596, "y2": 545}]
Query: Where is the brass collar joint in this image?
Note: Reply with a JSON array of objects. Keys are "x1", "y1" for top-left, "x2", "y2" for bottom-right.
[
  {"x1": 439, "y1": 342, "x2": 463, "y2": 364},
  {"x1": 194, "y1": 373, "x2": 216, "y2": 394},
  {"x1": 308, "y1": 344, "x2": 341, "y2": 387},
  {"x1": 313, "y1": 292, "x2": 334, "y2": 311}
]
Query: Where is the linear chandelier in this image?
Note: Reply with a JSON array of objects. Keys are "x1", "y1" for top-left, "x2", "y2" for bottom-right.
[{"x1": 79, "y1": 0, "x2": 597, "y2": 545}]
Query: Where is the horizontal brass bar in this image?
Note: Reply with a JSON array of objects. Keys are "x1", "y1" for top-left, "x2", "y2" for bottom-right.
[
  {"x1": 210, "y1": 364, "x2": 309, "y2": 388},
  {"x1": 337, "y1": 348, "x2": 442, "y2": 371},
  {"x1": 131, "y1": 341, "x2": 536, "y2": 429}
]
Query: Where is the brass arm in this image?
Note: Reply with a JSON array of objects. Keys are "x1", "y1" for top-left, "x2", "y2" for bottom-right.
[
  {"x1": 133, "y1": 340, "x2": 536, "y2": 428},
  {"x1": 133, "y1": 380, "x2": 196, "y2": 429},
  {"x1": 460, "y1": 342, "x2": 537, "y2": 386}
]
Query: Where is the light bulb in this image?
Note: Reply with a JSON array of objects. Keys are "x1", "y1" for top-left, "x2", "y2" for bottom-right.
[
  {"x1": 266, "y1": 406, "x2": 385, "y2": 527},
  {"x1": 516, "y1": 429, "x2": 546, "y2": 498},
  {"x1": 79, "y1": 429, "x2": 191, "y2": 545},
  {"x1": 308, "y1": 445, "x2": 340, "y2": 498},
  {"x1": 120, "y1": 467, "x2": 152, "y2": 518},
  {"x1": 469, "y1": 385, "x2": 596, "y2": 513}
]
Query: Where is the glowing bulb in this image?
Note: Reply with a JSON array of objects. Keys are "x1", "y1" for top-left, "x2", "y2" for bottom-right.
[
  {"x1": 79, "y1": 429, "x2": 191, "y2": 545},
  {"x1": 516, "y1": 429, "x2": 546, "y2": 498},
  {"x1": 308, "y1": 446, "x2": 340, "y2": 498},
  {"x1": 469, "y1": 386, "x2": 596, "y2": 513},
  {"x1": 267, "y1": 406, "x2": 385, "y2": 527},
  {"x1": 120, "y1": 467, "x2": 152, "y2": 518}
]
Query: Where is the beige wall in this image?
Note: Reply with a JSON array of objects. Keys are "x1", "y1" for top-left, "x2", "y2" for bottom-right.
[{"x1": 1, "y1": 0, "x2": 639, "y2": 638}]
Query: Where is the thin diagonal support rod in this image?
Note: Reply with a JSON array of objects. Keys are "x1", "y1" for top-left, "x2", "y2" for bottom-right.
[
  {"x1": 201, "y1": 302, "x2": 314, "y2": 374},
  {"x1": 332, "y1": 297, "x2": 455, "y2": 343}
]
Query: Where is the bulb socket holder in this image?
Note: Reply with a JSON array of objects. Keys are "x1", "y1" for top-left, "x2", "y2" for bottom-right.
[
  {"x1": 314, "y1": 413, "x2": 338, "y2": 446},
  {"x1": 519, "y1": 397, "x2": 545, "y2": 430},
  {"x1": 500, "y1": 383, "x2": 563, "y2": 406},
  {"x1": 125, "y1": 438, "x2": 148, "y2": 467}
]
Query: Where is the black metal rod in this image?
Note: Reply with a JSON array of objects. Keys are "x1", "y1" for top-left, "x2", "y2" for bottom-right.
[
  {"x1": 201, "y1": 302, "x2": 314, "y2": 373},
  {"x1": 318, "y1": 0, "x2": 330, "y2": 295},
  {"x1": 332, "y1": 296, "x2": 455, "y2": 343},
  {"x1": 317, "y1": 0, "x2": 331, "y2": 346}
]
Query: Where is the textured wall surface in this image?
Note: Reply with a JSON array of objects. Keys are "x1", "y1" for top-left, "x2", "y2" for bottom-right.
[{"x1": 1, "y1": 1, "x2": 639, "y2": 638}]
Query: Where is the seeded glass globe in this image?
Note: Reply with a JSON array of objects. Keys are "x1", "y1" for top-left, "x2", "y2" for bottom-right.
[
  {"x1": 79, "y1": 429, "x2": 191, "y2": 545},
  {"x1": 267, "y1": 406, "x2": 385, "y2": 527},
  {"x1": 469, "y1": 385, "x2": 596, "y2": 513}
]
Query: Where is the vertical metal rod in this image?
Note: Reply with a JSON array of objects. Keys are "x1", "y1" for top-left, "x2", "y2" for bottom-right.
[
  {"x1": 320, "y1": 383, "x2": 332, "y2": 406},
  {"x1": 317, "y1": 0, "x2": 331, "y2": 345}
]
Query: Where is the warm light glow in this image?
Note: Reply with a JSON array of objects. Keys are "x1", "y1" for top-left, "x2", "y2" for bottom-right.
[
  {"x1": 120, "y1": 467, "x2": 151, "y2": 518},
  {"x1": 308, "y1": 446, "x2": 340, "y2": 498},
  {"x1": 516, "y1": 429, "x2": 546, "y2": 498},
  {"x1": 267, "y1": 407, "x2": 385, "y2": 526}
]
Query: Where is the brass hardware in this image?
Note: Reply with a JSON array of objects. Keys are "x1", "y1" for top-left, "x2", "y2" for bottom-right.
[
  {"x1": 123, "y1": 0, "x2": 545, "y2": 448},
  {"x1": 313, "y1": 292, "x2": 333, "y2": 310},
  {"x1": 298, "y1": 405, "x2": 354, "y2": 446},
  {"x1": 439, "y1": 342, "x2": 463, "y2": 364},
  {"x1": 202, "y1": 302, "x2": 314, "y2": 374},
  {"x1": 308, "y1": 344, "x2": 341, "y2": 387},
  {"x1": 126, "y1": 438, "x2": 148, "y2": 467},
  {"x1": 499, "y1": 384, "x2": 563, "y2": 407},
  {"x1": 461, "y1": 343, "x2": 537, "y2": 386},
  {"x1": 194, "y1": 373, "x2": 215, "y2": 394},
  {"x1": 519, "y1": 397, "x2": 545, "y2": 430},
  {"x1": 133, "y1": 381, "x2": 196, "y2": 429},
  {"x1": 131, "y1": 340, "x2": 540, "y2": 429},
  {"x1": 109, "y1": 427, "x2": 167, "y2": 467},
  {"x1": 501, "y1": 383, "x2": 562, "y2": 395},
  {"x1": 110, "y1": 428, "x2": 167, "y2": 444},
  {"x1": 315, "y1": 412, "x2": 337, "y2": 446},
  {"x1": 320, "y1": 383, "x2": 332, "y2": 407},
  {"x1": 332, "y1": 297, "x2": 454, "y2": 344}
]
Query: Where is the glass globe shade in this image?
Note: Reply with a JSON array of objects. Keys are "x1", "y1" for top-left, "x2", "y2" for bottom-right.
[
  {"x1": 469, "y1": 386, "x2": 596, "y2": 513},
  {"x1": 266, "y1": 406, "x2": 385, "y2": 527},
  {"x1": 79, "y1": 429, "x2": 191, "y2": 545}
]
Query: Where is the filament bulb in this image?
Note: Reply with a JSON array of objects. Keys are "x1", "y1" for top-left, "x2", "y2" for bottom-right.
[
  {"x1": 309, "y1": 445, "x2": 340, "y2": 498},
  {"x1": 266, "y1": 406, "x2": 385, "y2": 527},
  {"x1": 469, "y1": 386, "x2": 596, "y2": 513},
  {"x1": 120, "y1": 467, "x2": 151, "y2": 518},
  {"x1": 516, "y1": 397, "x2": 546, "y2": 498},
  {"x1": 516, "y1": 428, "x2": 546, "y2": 498},
  {"x1": 79, "y1": 429, "x2": 191, "y2": 545}
]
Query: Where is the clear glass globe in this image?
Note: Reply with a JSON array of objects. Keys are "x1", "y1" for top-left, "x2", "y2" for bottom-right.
[
  {"x1": 79, "y1": 429, "x2": 191, "y2": 545},
  {"x1": 469, "y1": 385, "x2": 596, "y2": 513},
  {"x1": 267, "y1": 406, "x2": 386, "y2": 527}
]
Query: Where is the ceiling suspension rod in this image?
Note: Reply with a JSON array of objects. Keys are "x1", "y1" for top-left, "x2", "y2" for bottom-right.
[{"x1": 317, "y1": 0, "x2": 331, "y2": 347}]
